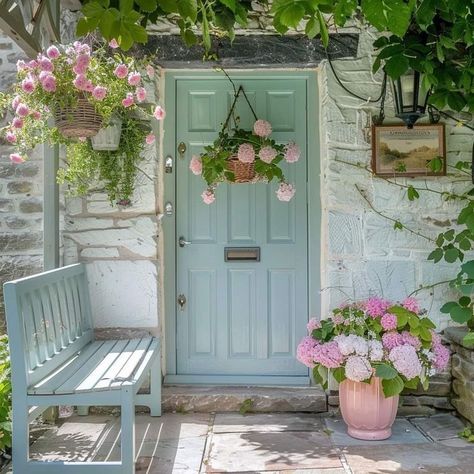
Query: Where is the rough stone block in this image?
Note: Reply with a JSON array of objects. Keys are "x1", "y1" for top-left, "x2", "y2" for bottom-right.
[
  {"x1": 0, "y1": 198, "x2": 14, "y2": 213},
  {"x1": 7, "y1": 181, "x2": 32, "y2": 194},
  {"x1": 5, "y1": 216, "x2": 28, "y2": 229},
  {"x1": 328, "y1": 211, "x2": 362, "y2": 256},
  {"x1": 0, "y1": 232, "x2": 42, "y2": 252},
  {"x1": 19, "y1": 197, "x2": 43, "y2": 213}
]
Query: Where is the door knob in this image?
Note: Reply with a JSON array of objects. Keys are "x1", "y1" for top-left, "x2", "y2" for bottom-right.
[
  {"x1": 179, "y1": 236, "x2": 191, "y2": 247},
  {"x1": 178, "y1": 142, "x2": 186, "y2": 159},
  {"x1": 177, "y1": 294, "x2": 186, "y2": 310}
]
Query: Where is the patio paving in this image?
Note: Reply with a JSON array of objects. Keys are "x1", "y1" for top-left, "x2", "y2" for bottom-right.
[{"x1": 1, "y1": 412, "x2": 473, "y2": 473}]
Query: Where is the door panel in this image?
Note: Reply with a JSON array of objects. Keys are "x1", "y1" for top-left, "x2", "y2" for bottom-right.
[{"x1": 176, "y1": 78, "x2": 308, "y2": 378}]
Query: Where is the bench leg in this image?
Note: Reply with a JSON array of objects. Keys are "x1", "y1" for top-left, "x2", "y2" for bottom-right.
[
  {"x1": 12, "y1": 398, "x2": 29, "y2": 474},
  {"x1": 148, "y1": 353, "x2": 162, "y2": 417},
  {"x1": 121, "y1": 387, "x2": 135, "y2": 473}
]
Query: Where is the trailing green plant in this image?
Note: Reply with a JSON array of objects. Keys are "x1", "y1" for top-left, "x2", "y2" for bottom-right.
[
  {"x1": 58, "y1": 114, "x2": 149, "y2": 203},
  {"x1": 79, "y1": 1, "x2": 473, "y2": 112},
  {"x1": 0, "y1": 335, "x2": 12, "y2": 453},
  {"x1": 459, "y1": 425, "x2": 474, "y2": 442}
]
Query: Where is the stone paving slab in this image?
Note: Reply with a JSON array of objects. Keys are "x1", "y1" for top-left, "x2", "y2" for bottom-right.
[
  {"x1": 203, "y1": 431, "x2": 342, "y2": 472},
  {"x1": 410, "y1": 413, "x2": 466, "y2": 441},
  {"x1": 213, "y1": 413, "x2": 325, "y2": 433},
  {"x1": 325, "y1": 417, "x2": 428, "y2": 447}
]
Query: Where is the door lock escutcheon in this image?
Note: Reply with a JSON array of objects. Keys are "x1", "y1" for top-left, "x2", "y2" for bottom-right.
[
  {"x1": 165, "y1": 155, "x2": 173, "y2": 173},
  {"x1": 178, "y1": 142, "x2": 186, "y2": 159},
  {"x1": 177, "y1": 294, "x2": 186, "y2": 310}
]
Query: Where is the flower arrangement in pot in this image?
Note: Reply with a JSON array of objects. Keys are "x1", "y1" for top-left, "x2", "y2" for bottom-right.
[
  {"x1": 0, "y1": 39, "x2": 165, "y2": 204},
  {"x1": 189, "y1": 86, "x2": 300, "y2": 205},
  {"x1": 297, "y1": 297, "x2": 450, "y2": 441}
]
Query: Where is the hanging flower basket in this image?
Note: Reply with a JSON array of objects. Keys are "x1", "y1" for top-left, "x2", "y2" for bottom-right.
[
  {"x1": 189, "y1": 85, "x2": 301, "y2": 204},
  {"x1": 226, "y1": 154, "x2": 255, "y2": 183},
  {"x1": 54, "y1": 95, "x2": 103, "y2": 138},
  {"x1": 91, "y1": 118, "x2": 122, "y2": 150}
]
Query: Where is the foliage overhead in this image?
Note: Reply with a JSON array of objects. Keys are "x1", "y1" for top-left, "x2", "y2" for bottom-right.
[{"x1": 79, "y1": 0, "x2": 473, "y2": 112}]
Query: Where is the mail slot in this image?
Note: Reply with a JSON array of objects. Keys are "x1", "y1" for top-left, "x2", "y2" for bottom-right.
[{"x1": 225, "y1": 247, "x2": 260, "y2": 262}]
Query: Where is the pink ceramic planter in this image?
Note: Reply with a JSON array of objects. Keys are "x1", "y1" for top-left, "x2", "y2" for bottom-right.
[{"x1": 339, "y1": 376, "x2": 399, "y2": 440}]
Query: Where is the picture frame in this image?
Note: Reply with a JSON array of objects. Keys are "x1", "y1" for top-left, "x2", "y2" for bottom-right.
[{"x1": 371, "y1": 124, "x2": 446, "y2": 177}]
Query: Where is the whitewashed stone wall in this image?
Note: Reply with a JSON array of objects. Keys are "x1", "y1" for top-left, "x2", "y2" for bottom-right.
[{"x1": 319, "y1": 28, "x2": 474, "y2": 328}]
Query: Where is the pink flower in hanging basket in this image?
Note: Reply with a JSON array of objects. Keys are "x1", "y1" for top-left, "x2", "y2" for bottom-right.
[
  {"x1": 73, "y1": 74, "x2": 88, "y2": 90},
  {"x1": 109, "y1": 39, "x2": 119, "y2": 49},
  {"x1": 128, "y1": 72, "x2": 141, "y2": 86},
  {"x1": 16, "y1": 60, "x2": 27, "y2": 71},
  {"x1": 201, "y1": 189, "x2": 215, "y2": 205},
  {"x1": 15, "y1": 103, "x2": 29, "y2": 117},
  {"x1": 136, "y1": 87, "x2": 147, "y2": 102},
  {"x1": 114, "y1": 64, "x2": 128, "y2": 79},
  {"x1": 237, "y1": 143, "x2": 255, "y2": 163},
  {"x1": 189, "y1": 155, "x2": 202, "y2": 175},
  {"x1": 276, "y1": 182, "x2": 295, "y2": 202},
  {"x1": 92, "y1": 86, "x2": 107, "y2": 101},
  {"x1": 41, "y1": 74, "x2": 57, "y2": 92},
  {"x1": 73, "y1": 63, "x2": 87, "y2": 75},
  {"x1": 11, "y1": 95, "x2": 21, "y2": 110},
  {"x1": 21, "y1": 77, "x2": 36, "y2": 93},
  {"x1": 146, "y1": 65, "x2": 154, "y2": 78},
  {"x1": 31, "y1": 111, "x2": 41, "y2": 120},
  {"x1": 9, "y1": 153, "x2": 25, "y2": 164},
  {"x1": 145, "y1": 133, "x2": 155, "y2": 145},
  {"x1": 76, "y1": 54, "x2": 90, "y2": 70},
  {"x1": 46, "y1": 45, "x2": 60, "y2": 59},
  {"x1": 153, "y1": 105, "x2": 166, "y2": 120},
  {"x1": 284, "y1": 141, "x2": 301, "y2": 163},
  {"x1": 12, "y1": 117, "x2": 24, "y2": 129},
  {"x1": 122, "y1": 93, "x2": 134, "y2": 108},
  {"x1": 259, "y1": 146, "x2": 277, "y2": 163},
  {"x1": 253, "y1": 119, "x2": 272, "y2": 138},
  {"x1": 39, "y1": 56, "x2": 54, "y2": 72},
  {"x1": 5, "y1": 131, "x2": 16, "y2": 143}
]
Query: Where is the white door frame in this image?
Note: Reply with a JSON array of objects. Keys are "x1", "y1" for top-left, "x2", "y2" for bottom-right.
[{"x1": 161, "y1": 70, "x2": 321, "y2": 384}]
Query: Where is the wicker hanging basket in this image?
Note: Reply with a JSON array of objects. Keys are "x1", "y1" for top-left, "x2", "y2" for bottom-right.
[
  {"x1": 54, "y1": 96, "x2": 102, "y2": 138},
  {"x1": 226, "y1": 155, "x2": 255, "y2": 183}
]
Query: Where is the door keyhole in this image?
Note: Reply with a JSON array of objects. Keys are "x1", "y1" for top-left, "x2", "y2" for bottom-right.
[{"x1": 177, "y1": 294, "x2": 187, "y2": 310}]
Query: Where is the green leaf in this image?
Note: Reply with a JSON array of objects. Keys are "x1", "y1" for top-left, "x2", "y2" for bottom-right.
[
  {"x1": 459, "y1": 296, "x2": 471, "y2": 307},
  {"x1": 279, "y1": 3, "x2": 305, "y2": 28},
  {"x1": 403, "y1": 376, "x2": 420, "y2": 390},
  {"x1": 177, "y1": 0, "x2": 198, "y2": 21},
  {"x1": 419, "y1": 326, "x2": 432, "y2": 342},
  {"x1": 440, "y1": 301, "x2": 458, "y2": 314},
  {"x1": 332, "y1": 366, "x2": 346, "y2": 383},
  {"x1": 98, "y1": 8, "x2": 121, "y2": 38},
  {"x1": 136, "y1": 0, "x2": 158, "y2": 12},
  {"x1": 219, "y1": 0, "x2": 236, "y2": 12},
  {"x1": 382, "y1": 375, "x2": 405, "y2": 397},
  {"x1": 462, "y1": 331, "x2": 474, "y2": 347},
  {"x1": 393, "y1": 220, "x2": 403, "y2": 230},
  {"x1": 128, "y1": 23, "x2": 148, "y2": 43},
  {"x1": 407, "y1": 185, "x2": 419, "y2": 201},
  {"x1": 317, "y1": 10, "x2": 329, "y2": 47},
  {"x1": 445, "y1": 248, "x2": 460, "y2": 263},
  {"x1": 158, "y1": 0, "x2": 178, "y2": 12},
  {"x1": 462, "y1": 260, "x2": 474, "y2": 279},
  {"x1": 76, "y1": 16, "x2": 100, "y2": 36},
  {"x1": 447, "y1": 92, "x2": 466, "y2": 111},
  {"x1": 305, "y1": 17, "x2": 320, "y2": 39},
  {"x1": 428, "y1": 156, "x2": 443, "y2": 173},
  {"x1": 82, "y1": 1, "x2": 106, "y2": 18},
  {"x1": 384, "y1": 54, "x2": 409, "y2": 79},
  {"x1": 451, "y1": 305, "x2": 473, "y2": 324},
  {"x1": 361, "y1": 0, "x2": 415, "y2": 37},
  {"x1": 120, "y1": 0, "x2": 134, "y2": 13},
  {"x1": 375, "y1": 363, "x2": 398, "y2": 380}
]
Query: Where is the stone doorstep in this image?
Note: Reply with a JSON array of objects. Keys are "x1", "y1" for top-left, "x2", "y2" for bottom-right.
[{"x1": 162, "y1": 385, "x2": 327, "y2": 413}]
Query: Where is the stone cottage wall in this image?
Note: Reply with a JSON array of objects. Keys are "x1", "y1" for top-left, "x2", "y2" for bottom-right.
[{"x1": 0, "y1": 32, "x2": 43, "y2": 333}]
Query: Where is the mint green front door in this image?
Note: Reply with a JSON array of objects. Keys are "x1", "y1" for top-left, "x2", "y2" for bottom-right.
[{"x1": 175, "y1": 76, "x2": 308, "y2": 382}]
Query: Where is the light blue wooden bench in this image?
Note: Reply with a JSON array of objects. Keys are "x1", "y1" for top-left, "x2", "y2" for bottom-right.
[{"x1": 3, "y1": 263, "x2": 161, "y2": 473}]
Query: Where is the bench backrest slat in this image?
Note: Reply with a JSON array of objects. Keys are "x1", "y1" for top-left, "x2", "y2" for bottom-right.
[{"x1": 4, "y1": 263, "x2": 94, "y2": 388}]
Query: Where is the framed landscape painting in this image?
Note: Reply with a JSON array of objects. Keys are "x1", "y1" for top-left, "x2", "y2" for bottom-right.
[{"x1": 371, "y1": 124, "x2": 446, "y2": 177}]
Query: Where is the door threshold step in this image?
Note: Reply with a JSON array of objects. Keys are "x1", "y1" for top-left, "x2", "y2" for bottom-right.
[{"x1": 162, "y1": 385, "x2": 327, "y2": 413}]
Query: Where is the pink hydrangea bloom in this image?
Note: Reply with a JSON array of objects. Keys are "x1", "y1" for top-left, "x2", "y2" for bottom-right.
[
  {"x1": 276, "y1": 182, "x2": 295, "y2": 202},
  {"x1": 145, "y1": 133, "x2": 155, "y2": 145},
  {"x1": 332, "y1": 314, "x2": 344, "y2": 325},
  {"x1": 313, "y1": 341, "x2": 344, "y2": 369},
  {"x1": 146, "y1": 65, "x2": 155, "y2": 78},
  {"x1": 15, "y1": 103, "x2": 29, "y2": 117},
  {"x1": 92, "y1": 86, "x2": 107, "y2": 101},
  {"x1": 389, "y1": 344, "x2": 422, "y2": 380},
  {"x1": 297, "y1": 336, "x2": 319, "y2": 368},
  {"x1": 432, "y1": 341, "x2": 450, "y2": 371},
  {"x1": 128, "y1": 72, "x2": 141, "y2": 86},
  {"x1": 11, "y1": 95, "x2": 21, "y2": 110},
  {"x1": 381, "y1": 313, "x2": 397, "y2": 331},
  {"x1": 12, "y1": 117, "x2": 24, "y2": 129},
  {"x1": 284, "y1": 141, "x2": 301, "y2": 163},
  {"x1": 253, "y1": 119, "x2": 272, "y2": 137},
  {"x1": 46, "y1": 46, "x2": 60, "y2": 59},
  {"x1": 109, "y1": 39, "x2": 119, "y2": 49},
  {"x1": 189, "y1": 155, "x2": 202, "y2": 175},
  {"x1": 259, "y1": 146, "x2": 277, "y2": 163},
  {"x1": 365, "y1": 297, "x2": 391, "y2": 318},
  {"x1": 39, "y1": 56, "x2": 54, "y2": 72},
  {"x1": 431, "y1": 330, "x2": 442, "y2": 345},
  {"x1": 122, "y1": 93, "x2": 134, "y2": 108},
  {"x1": 135, "y1": 87, "x2": 147, "y2": 102},
  {"x1": 21, "y1": 77, "x2": 36, "y2": 93},
  {"x1": 41, "y1": 75, "x2": 56, "y2": 92},
  {"x1": 307, "y1": 318, "x2": 321, "y2": 334},
  {"x1": 237, "y1": 143, "x2": 255, "y2": 163},
  {"x1": 9, "y1": 153, "x2": 25, "y2": 164},
  {"x1": 5, "y1": 131, "x2": 16, "y2": 143},
  {"x1": 114, "y1": 64, "x2": 128, "y2": 79},
  {"x1": 382, "y1": 331, "x2": 403, "y2": 350},
  {"x1": 201, "y1": 189, "x2": 215, "y2": 205},
  {"x1": 154, "y1": 105, "x2": 166, "y2": 120},
  {"x1": 345, "y1": 355, "x2": 372, "y2": 382},
  {"x1": 369, "y1": 339, "x2": 384, "y2": 361},
  {"x1": 402, "y1": 297, "x2": 420, "y2": 313},
  {"x1": 401, "y1": 331, "x2": 421, "y2": 350}
]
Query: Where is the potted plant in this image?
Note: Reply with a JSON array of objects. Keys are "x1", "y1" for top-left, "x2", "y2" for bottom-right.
[
  {"x1": 189, "y1": 87, "x2": 300, "y2": 205},
  {"x1": 297, "y1": 297, "x2": 450, "y2": 440},
  {"x1": 0, "y1": 39, "x2": 165, "y2": 204}
]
